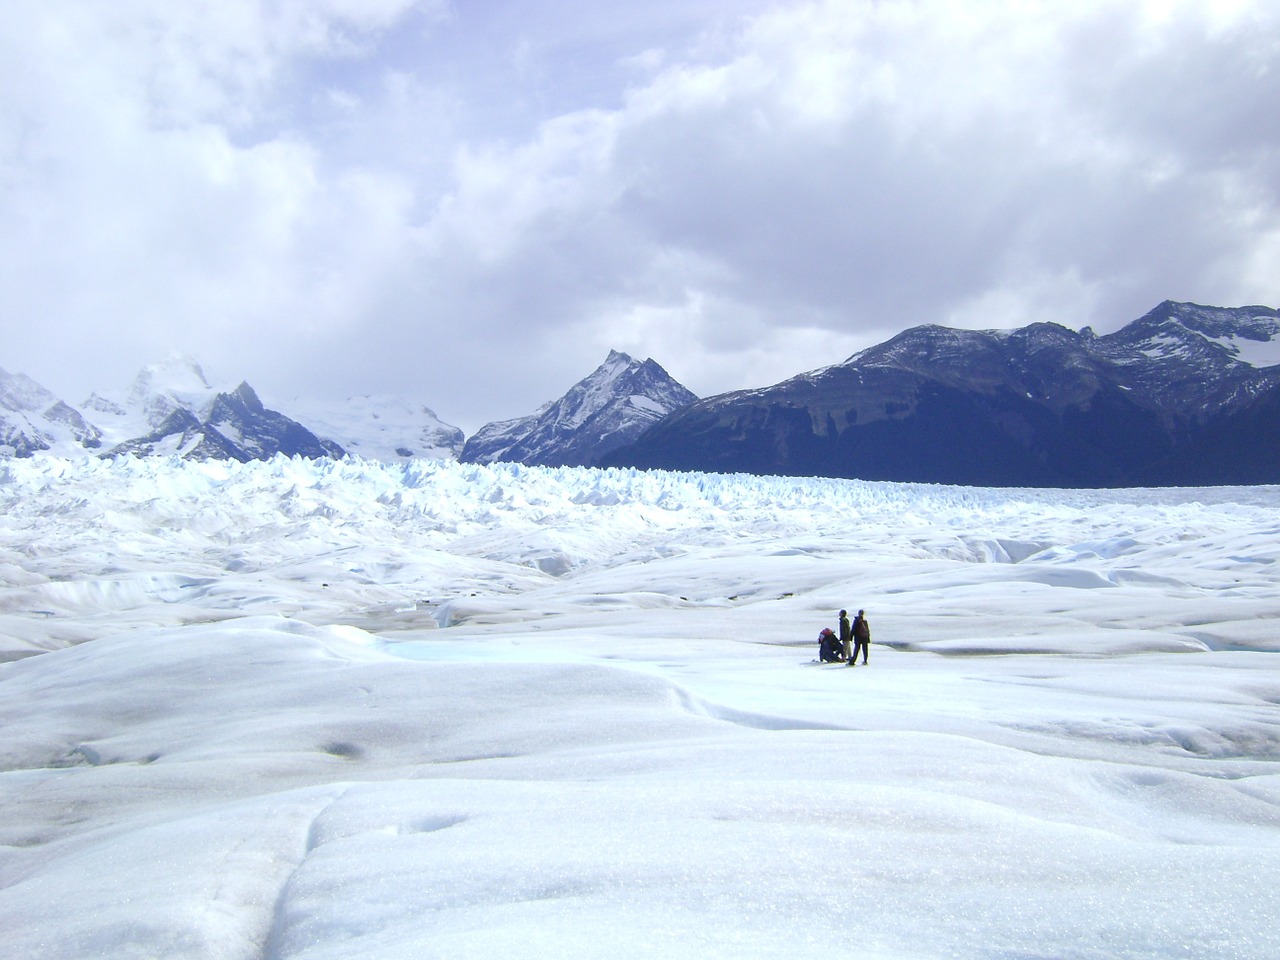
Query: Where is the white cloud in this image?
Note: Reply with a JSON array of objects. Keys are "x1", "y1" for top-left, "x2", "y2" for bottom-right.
[
  {"x1": 0, "y1": 0, "x2": 431, "y2": 395},
  {"x1": 422, "y1": 0, "x2": 1280, "y2": 388},
  {"x1": 267, "y1": 0, "x2": 1252, "y2": 412},
  {"x1": 3, "y1": 0, "x2": 1280, "y2": 430}
]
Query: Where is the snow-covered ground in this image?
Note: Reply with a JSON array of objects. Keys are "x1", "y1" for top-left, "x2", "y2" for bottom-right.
[{"x1": 1, "y1": 456, "x2": 1278, "y2": 959}]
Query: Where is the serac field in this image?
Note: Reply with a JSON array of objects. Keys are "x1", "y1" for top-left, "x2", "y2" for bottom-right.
[{"x1": 2, "y1": 456, "x2": 1278, "y2": 959}]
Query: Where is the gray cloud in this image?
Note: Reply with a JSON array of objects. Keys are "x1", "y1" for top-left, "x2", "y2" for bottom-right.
[{"x1": 3, "y1": 0, "x2": 1279, "y2": 434}]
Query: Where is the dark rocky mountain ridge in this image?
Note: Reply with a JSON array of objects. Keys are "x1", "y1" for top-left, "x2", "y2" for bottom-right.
[
  {"x1": 7, "y1": 302, "x2": 1280, "y2": 485},
  {"x1": 603, "y1": 301, "x2": 1280, "y2": 487}
]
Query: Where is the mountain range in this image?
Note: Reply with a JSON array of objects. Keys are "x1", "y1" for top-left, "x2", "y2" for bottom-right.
[
  {"x1": 1, "y1": 355, "x2": 460, "y2": 463},
  {"x1": 603, "y1": 301, "x2": 1280, "y2": 486},
  {"x1": 5, "y1": 301, "x2": 1280, "y2": 486}
]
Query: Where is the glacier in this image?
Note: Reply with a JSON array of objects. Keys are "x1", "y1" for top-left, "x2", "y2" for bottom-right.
[{"x1": 1, "y1": 456, "x2": 1278, "y2": 959}]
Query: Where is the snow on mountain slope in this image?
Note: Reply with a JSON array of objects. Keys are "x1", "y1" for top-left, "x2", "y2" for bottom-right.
[
  {"x1": 1220, "y1": 331, "x2": 1280, "y2": 368},
  {"x1": 277, "y1": 393, "x2": 464, "y2": 461},
  {"x1": 81, "y1": 352, "x2": 226, "y2": 446},
  {"x1": 76, "y1": 355, "x2": 344, "y2": 461},
  {"x1": 0, "y1": 367, "x2": 64, "y2": 414},
  {"x1": 4, "y1": 354, "x2": 459, "y2": 463},
  {"x1": 1128, "y1": 301, "x2": 1280, "y2": 369},
  {"x1": 0, "y1": 367, "x2": 103, "y2": 456},
  {"x1": 461, "y1": 350, "x2": 697, "y2": 466}
]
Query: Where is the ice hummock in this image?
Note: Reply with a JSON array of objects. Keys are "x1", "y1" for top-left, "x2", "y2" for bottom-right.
[{"x1": 1, "y1": 456, "x2": 1278, "y2": 959}]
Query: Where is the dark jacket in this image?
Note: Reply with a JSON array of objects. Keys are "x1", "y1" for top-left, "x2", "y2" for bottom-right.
[{"x1": 853, "y1": 615, "x2": 870, "y2": 641}]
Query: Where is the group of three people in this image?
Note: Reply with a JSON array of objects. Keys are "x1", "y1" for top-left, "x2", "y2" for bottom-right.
[{"x1": 819, "y1": 608, "x2": 870, "y2": 665}]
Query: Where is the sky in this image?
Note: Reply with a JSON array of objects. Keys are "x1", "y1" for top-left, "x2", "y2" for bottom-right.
[{"x1": 3, "y1": 0, "x2": 1280, "y2": 434}]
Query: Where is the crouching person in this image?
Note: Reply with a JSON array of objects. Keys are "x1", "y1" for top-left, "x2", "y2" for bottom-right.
[{"x1": 818, "y1": 627, "x2": 842, "y2": 662}]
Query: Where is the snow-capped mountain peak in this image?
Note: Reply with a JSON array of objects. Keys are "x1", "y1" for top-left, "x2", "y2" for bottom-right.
[
  {"x1": 461, "y1": 351, "x2": 698, "y2": 467},
  {"x1": 78, "y1": 353, "x2": 225, "y2": 443},
  {"x1": 0, "y1": 367, "x2": 59, "y2": 413},
  {"x1": 125, "y1": 353, "x2": 223, "y2": 430},
  {"x1": 127, "y1": 352, "x2": 213, "y2": 400},
  {"x1": 2, "y1": 353, "x2": 467, "y2": 464},
  {"x1": 68, "y1": 357, "x2": 343, "y2": 462},
  {"x1": 1, "y1": 367, "x2": 103, "y2": 456},
  {"x1": 549, "y1": 350, "x2": 656, "y2": 431}
]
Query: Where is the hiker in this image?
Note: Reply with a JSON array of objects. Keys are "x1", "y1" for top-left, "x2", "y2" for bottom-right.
[
  {"x1": 839, "y1": 609, "x2": 852, "y2": 663},
  {"x1": 851, "y1": 609, "x2": 870, "y2": 665},
  {"x1": 818, "y1": 627, "x2": 842, "y2": 663}
]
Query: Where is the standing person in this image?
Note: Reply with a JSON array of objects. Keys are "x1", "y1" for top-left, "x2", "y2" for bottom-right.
[
  {"x1": 838, "y1": 609, "x2": 852, "y2": 664},
  {"x1": 851, "y1": 609, "x2": 870, "y2": 665}
]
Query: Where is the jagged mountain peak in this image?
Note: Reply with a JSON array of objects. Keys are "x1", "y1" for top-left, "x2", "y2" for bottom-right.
[
  {"x1": 846, "y1": 302, "x2": 1280, "y2": 378},
  {"x1": 5, "y1": 356, "x2": 468, "y2": 463},
  {"x1": 550, "y1": 351, "x2": 679, "y2": 430},
  {"x1": 79, "y1": 354, "x2": 226, "y2": 436},
  {"x1": 74, "y1": 357, "x2": 346, "y2": 462},
  {"x1": 0, "y1": 366, "x2": 60, "y2": 414},
  {"x1": 840, "y1": 303, "x2": 1280, "y2": 403},
  {"x1": 461, "y1": 351, "x2": 697, "y2": 467},
  {"x1": 227, "y1": 381, "x2": 266, "y2": 415},
  {"x1": 601, "y1": 348, "x2": 634, "y2": 369},
  {"x1": 1, "y1": 367, "x2": 104, "y2": 457},
  {"x1": 1110, "y1": 300, "x2": 1280, "y2": 369},
  {"x1": 126, "y1": 352, "x2": 213, "y2": 405}
]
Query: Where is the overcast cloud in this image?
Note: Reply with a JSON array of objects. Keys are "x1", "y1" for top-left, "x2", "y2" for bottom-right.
[{"x1": 3, "y1": 0, "x2": 1279, "y2": 432}]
